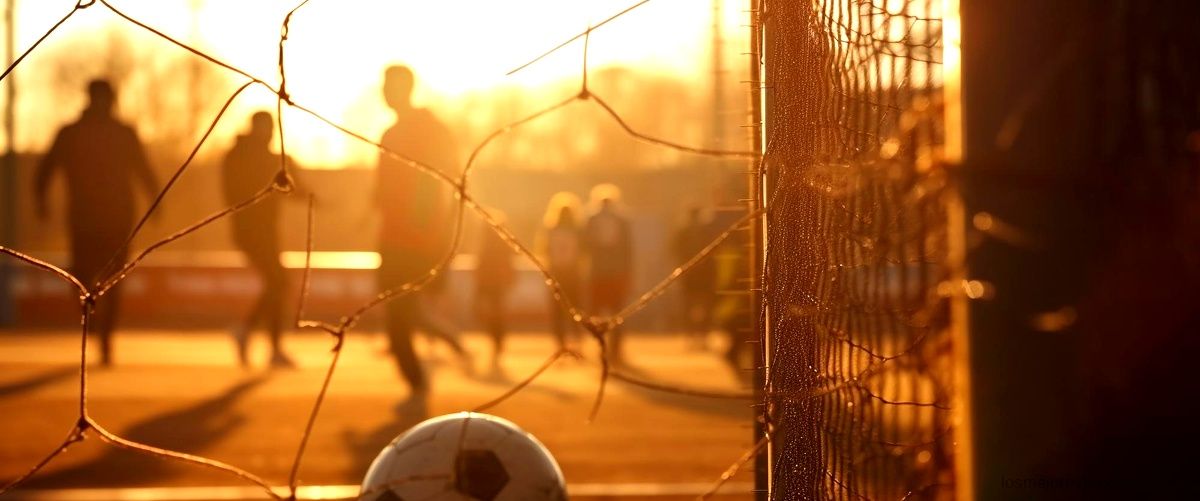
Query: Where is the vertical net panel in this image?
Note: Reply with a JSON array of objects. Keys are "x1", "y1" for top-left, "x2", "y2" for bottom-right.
[{"x1": 761, "y1": 0, "x2": 954, "y2": 499}]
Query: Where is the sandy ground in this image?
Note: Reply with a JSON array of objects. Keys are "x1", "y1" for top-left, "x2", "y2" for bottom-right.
[{"x1": 0, "y1": 329, "x2": 758, "y2": 500}]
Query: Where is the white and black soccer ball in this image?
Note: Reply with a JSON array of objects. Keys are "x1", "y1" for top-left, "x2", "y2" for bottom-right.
[{"x1": 360, "y1": 412, "x2": 567, "y2": 500}]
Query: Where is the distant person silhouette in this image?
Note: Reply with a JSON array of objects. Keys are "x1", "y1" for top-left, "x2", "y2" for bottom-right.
[
  {"x1": 221, "y1": 111, "x2": 297, "y2": 369},
  {"x1": 538, "y1": 192, "x2": 585, "y2": 352},
  {"x1": 673, "y1": 206, "x2": 717, "y2": 350},
  {"x1": 34, "y1": 79, "x2": 160, "y2": 367},
  {"x1": 585, "y1": 183, "x2": 633, "y2": 365},
  {"x1": 376, "y1": 65, "x2": 470, "y2": 395},
  {"x1": 474, "y1": 210, "x2": 516, "y2": 373}
]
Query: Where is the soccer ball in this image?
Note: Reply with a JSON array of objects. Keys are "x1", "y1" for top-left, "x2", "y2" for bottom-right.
[{"x1": 360, "y1": 412, "x2": 568, "y2": 500}]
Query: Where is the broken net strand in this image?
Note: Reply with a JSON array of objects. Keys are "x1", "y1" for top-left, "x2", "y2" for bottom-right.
[
  {"x1": 609, "y1": 369, "x2": 755, "y2": 400},
  {"x1": 277, "y1": 0, "x2": 314, "y2": 104},
  {"x1": 698, "y1": 435, "x2": 770, "y2": 500},
  {"x1": 506, "y1": 0, "x2": 653, "y2": 76},
  {"x1": 273, "y1": 1, "x2": 314, "y2": 194},
  {"x1": 0, "y1": 2, "x2": 80, "y2": 84},
  {"x1": 286, "y1": 193, "x2": 344, "y2": 495},
  {"x1": 89, "y1": 418, "x2": 282, "y2": 500},
  {"x1": 98, "y1": 80, "x2": 259, "y2": 283},
  {"x1": 455, "y1": 195, "x2": 613, "y2": 426},
  {"x1": 340, "y1": 94, "x2": 583, "y2": 330},
  {"x1": 0, "y1": 424, "x2": 86, "y2": 495},
  {"x1": 286, "y1": 332, "x2": 344, "y2": 496},
  {"x1": 96, "y1": 185, "x2": 279, "y2": 296},
  {"x1": 855, "y1": 385, "x2": 949, "y2": 410},
  {"x1": 339, "y1": 201, "x2": 466, "y2": 329},
  {"x1": 590, "y1": 93, "x2": 758, "y2": 158},
  {"x1": 473, "y1": 349, "x2": 575, "y2": 413},
  {"x1": 275, "y1": 99, "x2": 291, "y2": 190},
  {"x1": 76, "y1": 301, "x2": 91, "y2": 416},
  {"x1": 585, "y1": 332, "x2": 611, "y2": 423},
  {"x1": 98, "y1": 0, "x2": 267, "y2": 88},
  {"x1": 287, "y1": 101, "x2": 460, "y2": 188},
  {"x1": 454, "y1": 104, "x2": 589, "y2": 323},
  {"x1": 0, "y1": 246, "x2": 87, "y2": 294},
  {"x1": 462, "y1": 95, "x2": 579, "y2": 178},
  {"x1": 616, "y1": 207, "x2": 765, "y2": 321},
  {"x1": 293, "y1": 195, "x2": 340, "y2": 336},
  {"x1": 294, "y1": 195, "x2": 316, "y2": 329},
  {"x1": 581, "y1": 26, "x2": 590, "y2": 92}
]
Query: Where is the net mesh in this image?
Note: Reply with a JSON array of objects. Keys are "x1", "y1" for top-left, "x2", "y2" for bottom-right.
[
  {"x1": 759, "y1": 0, "x2": 955, "y2": 499},
  {"x1": 0, "y1": 0, "x2": 764, "y2": 499}
]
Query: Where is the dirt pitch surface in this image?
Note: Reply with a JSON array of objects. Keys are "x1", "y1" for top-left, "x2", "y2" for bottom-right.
[{"x1": 0, "y1": 330, "x2": 756, "y2": 500}]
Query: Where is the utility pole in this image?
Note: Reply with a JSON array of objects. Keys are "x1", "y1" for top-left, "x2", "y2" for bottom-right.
[
  {"x1": 711, "y1": 0, "x2": 725, "y2": 162},
  {"x1": 187, "y1": 0, "x2": 203, "y2": 139},
  {"x1": 0, "y1": 0, "x2": 16, "y2": 327},
  {"x1": 747, "y1": 0, "x2": 769, "y2": 499}
]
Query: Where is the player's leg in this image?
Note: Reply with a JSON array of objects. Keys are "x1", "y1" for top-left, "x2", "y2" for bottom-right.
[
  {"x1": 607, "y1": 276, "x2": 631, "y2": 365},
  {"x1": 562, "y1": 274, "x2": 582, "y2": 347},
  {"x1": 485, "y1": 291, "x2": 505, "y2": 369},
  {"x1": 92, "y1": 285, "x2": 119, "y2": 367},
  {"x1": 380, "y1": 251, "x2": 428, "y2": 393},
  {"x1": 549, "y1": 291, "x2": 567, "y2": 350},
  {"x1": 683, "y1": 288, "x2": 708, "y2": 350},
  {"x1": 72, "y1": 230, "x2": 119, "y2": 367},
  {"x1": 681, "y1": 288, "x2": 696, "y2": 347},
  {"x1": 416, "y1": 302, "x2": 474, "y2": 377},
  {"x1": 418, "y1": 271, "x2": 462, "y2": 352},
  {"x1": 234, "y1": 243, "x2": 271, "y2": 367},
  {"x1": 590, "y1": 276, "x2": 621, "y2": 364},
  {"x1": 262, "y1": 255, "x2": 293, "y2": 368},
  {"x1": 387, "y1": 294, "x2": 427, "y2": 394}
]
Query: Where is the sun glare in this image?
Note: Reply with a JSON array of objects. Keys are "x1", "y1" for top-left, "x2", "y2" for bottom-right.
[{"x1": 4, "y1": 0, "x2": 749, "y2": 168}]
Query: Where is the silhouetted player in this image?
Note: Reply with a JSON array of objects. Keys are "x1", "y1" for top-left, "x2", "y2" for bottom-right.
[
  {"x1": 673, "y1": 206, "x2": 716, "y2": 350},
  {"x1": 538, "y1": 192, "x2": 585, "y2": 352},
  {"x1": 474, "y1": 211, "x2": 515, "y2": 372},
  {"x1": 585, "y1": 184, "x2": 633, "y2": 365},
  {"x1": 377, "y1": 65, "x2": 470, "y2": 395},
  {"x1": 221, "y1": 111, "x2": 296, "y2": 369},
  {"x1": 34, "y1": 79, "x2": 159, "y2": 367}
]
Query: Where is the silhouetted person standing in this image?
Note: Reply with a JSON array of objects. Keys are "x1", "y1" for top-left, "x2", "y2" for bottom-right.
[
  {"x1": 673, "y1": 206, "x2": 716, "y2": 350},
  {"x1": 377, "y1": 65, "x2": 470, "y2": 396},
  {"x1": 474, "y1": 211, "x2": 515, "y2": 373},
  {"x1": 585, "y1": 183, "x2": 633, "y2": 365},
  {"x1": 221, "y1": 111, "x2": 295, "y2": 369},
  {"x1": 35, "y1": 79, "x2": 159, "y2": 367},
  {"x1": 538, "y1": 192, "x2": 585, "y2": 352}
]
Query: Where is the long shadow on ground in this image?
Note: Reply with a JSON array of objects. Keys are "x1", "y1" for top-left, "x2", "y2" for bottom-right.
[
  {"x1": 341, "y1": 395, "x2": 430, "y2": 483},
  {"x1": 609, "y1": 362, "x2": 754, "y2": 420},
  {"x1": 0, "y1": 366, "x2": 76, "y2": 399},
  {"x1": 22, "y1": 376, "x2": 267, "y2": 488}
]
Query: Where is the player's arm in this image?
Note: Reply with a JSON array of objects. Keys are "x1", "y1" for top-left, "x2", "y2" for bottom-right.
[
  {"x1": 374, "y1": 126, "x2": 398, "y2": 210},
  {"x1": 374, "y1": 150, "x2": 387, "y2": 208},
  {"x1": 33, "y1": 129, "x2": 65, "y2": 220},
  {"x1": 128, "y1": 128, "x2": 160, "y2": 204}
]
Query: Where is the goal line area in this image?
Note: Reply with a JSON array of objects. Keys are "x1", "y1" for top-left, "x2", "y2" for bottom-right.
[{"x1": 0, "y1": 481, "x2": 756, "y2": 500}]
